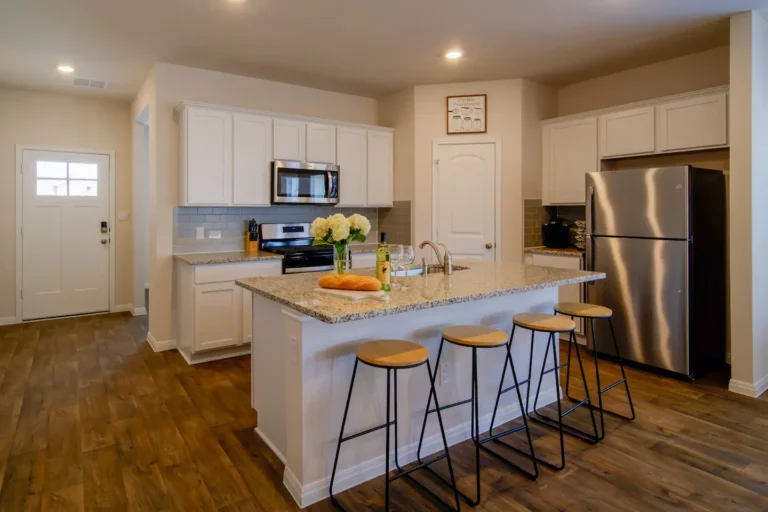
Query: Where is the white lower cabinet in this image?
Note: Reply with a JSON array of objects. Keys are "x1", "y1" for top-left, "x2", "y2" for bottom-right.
[
  {"x1": 175, "y1": 259, "x2": 282, "y2": 363},
  {"x1": 525, "y1": 252, "x2": 585, "y2": 341}
]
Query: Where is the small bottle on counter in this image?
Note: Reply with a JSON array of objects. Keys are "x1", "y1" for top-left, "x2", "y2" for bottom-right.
[{"x1": 376, "y1": 232, "x2": 391, "y2": 292}]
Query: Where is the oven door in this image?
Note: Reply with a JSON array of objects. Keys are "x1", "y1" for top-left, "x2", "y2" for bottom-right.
[
  {"x1": 272, "y1": 160, "x2": 339, "y2": 205},
  {"x1": 282, "y1": 252, "x2": 334, "y2": 274}
]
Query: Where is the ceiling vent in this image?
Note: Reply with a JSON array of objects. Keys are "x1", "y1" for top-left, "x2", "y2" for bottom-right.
[{"x1": 73, "y1": 77, "x2": 107, "y2": 89}]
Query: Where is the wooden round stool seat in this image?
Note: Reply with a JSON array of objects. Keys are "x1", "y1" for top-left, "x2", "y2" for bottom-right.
[
  {"x1": 356, "y1": 340, "x2": 429, "y2": 368},
  {"x1": 513, "y1": 313, "x2": 575, "y2": 332},
  {"x1": 442, "y1": 325, "x2": 508, "y2": 348},
  {"x1": 555, "y1": 302, "x2": 612, "y2": 319}
]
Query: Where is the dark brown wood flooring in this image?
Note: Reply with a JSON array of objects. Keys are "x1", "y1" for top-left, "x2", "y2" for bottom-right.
[{"x1": 0, "y1": 313, "x2": 766, "y2": 511}]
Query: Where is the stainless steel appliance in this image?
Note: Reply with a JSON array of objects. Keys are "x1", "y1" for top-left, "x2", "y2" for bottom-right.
[
  {"x1": 259, "y1": 223, "x2": 334, "y2": 274},
  {"x1": 585, "y1": 166, "x2": 726, "y2": 378},
  {"x1": 272, "y1": 160, "x2": 339, "y2": 205}
]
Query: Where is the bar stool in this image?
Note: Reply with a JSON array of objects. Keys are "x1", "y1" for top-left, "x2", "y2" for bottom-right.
[
  {"x1": 329, "y1": 340, "x2": 460, "y2": 511},
  {"x1": 416, "y1": 326, "x2": 538, "y2": 507},
  {"x1": 490, "y1": 313, "x2": 599, "y2": 472},
  {"x1": 554, "y1": 302, "x2": 636, "y2": 440}
]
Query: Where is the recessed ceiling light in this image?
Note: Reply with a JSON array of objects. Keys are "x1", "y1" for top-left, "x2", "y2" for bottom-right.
[
  {"x1": 57, "y1": 65, "x2": 75, "y2": 74},
  {"x1": 445, "y1": 50, "x2": 463, "y2": 60}
]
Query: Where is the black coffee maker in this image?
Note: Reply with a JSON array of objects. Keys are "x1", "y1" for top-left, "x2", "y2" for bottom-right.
[{"x1": 542, "y1": 217, "x2": 570, "y2": 248}]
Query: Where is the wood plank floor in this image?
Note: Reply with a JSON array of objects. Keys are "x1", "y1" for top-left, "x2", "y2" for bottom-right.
[{"x1": 0, "y1": 313, "x2": 766, "y2": 511}]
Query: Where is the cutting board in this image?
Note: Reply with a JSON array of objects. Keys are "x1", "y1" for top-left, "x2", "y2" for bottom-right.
[{"x1": 314, "y1": 288, "x2": 390, "y2": 302}]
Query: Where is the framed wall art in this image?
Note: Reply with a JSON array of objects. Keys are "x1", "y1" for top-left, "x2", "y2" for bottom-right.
[{"x1": 447, "y1": 94, "x2": 487, "y2": 134}]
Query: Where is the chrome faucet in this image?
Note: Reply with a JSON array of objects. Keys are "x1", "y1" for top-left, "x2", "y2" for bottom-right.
[{"x1": 419, "y1": 241, "x2": 453, "y2": 275}]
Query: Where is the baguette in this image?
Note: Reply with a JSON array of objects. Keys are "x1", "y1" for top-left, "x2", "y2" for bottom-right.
[{"x1": 318, "y1": 274, "x2": 382, "y2": 292}]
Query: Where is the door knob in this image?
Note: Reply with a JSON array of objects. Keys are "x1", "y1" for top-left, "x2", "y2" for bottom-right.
[
  {"x1": 101, "y1": 239, "x2": 108, "y2": 245},
  {"x1": 485, "y1": 243, "x2": 493, "y2": 249}
]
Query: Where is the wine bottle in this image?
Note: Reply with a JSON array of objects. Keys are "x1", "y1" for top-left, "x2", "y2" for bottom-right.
[{"x1": 376, "y1": 232, "x2": 391, "y2": 292}]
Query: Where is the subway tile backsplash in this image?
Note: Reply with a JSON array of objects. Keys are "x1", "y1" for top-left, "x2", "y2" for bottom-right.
[
  {"x1": 173, "y1": 205, "x2": 380, "y2": 253},
  {"x1": 378, "y1": 200, "x2": 412, "y2": 246}
]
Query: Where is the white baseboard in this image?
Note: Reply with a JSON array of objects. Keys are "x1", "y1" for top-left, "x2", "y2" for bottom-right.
[
  {"x1": 115, "y1": 304, "x2": 133, "y2": 313},
  {"x1": 729, "y1": 375, "x2": 768, "y2": 398},
  {"x1": 255, "y1": 427, "x2": 287, "y2": 464},
  {"x1": 0, "y1": 316, "x2": 18, "y2": 326},
  {"x1": 146, "y1": 331, "x2": 176, "y2": 352},
  {"x1": 286, "y1": 386, "x2": 558, "y2": 508},
  {"x1": 131, "y1": 307, "x2": 147, "y2": 316},
  {"x1": 177, "y1": 345, "x2": 250, "y2": 365}
]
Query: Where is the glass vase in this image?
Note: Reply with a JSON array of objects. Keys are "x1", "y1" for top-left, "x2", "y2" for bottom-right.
[{"x1": 333, "y1": 244, "x2": 351, "y2": 274}]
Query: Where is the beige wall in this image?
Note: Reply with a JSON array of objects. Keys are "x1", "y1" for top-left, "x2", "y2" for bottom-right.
[
  {"x1": 557, "y1": 46, "x2": 730, "y2": 116},
  {"x1": 729, "y1": 11, "x2": 768, "y2": 393},
  {"x1": 414, "y1": 79, "x2": 526, "y2": 262},
  {"x1": 146, "y1": 63, "x2": 379, "y2": 343},
  {"x1": 0, "y1": 87, "x2": 133, "y2": 320},
  {"x1": 521, "y1": 81, "x2": 557, "y2": 199},
  {"x1": 378, "y1": 88, "x2": 415, "y2": 203}
]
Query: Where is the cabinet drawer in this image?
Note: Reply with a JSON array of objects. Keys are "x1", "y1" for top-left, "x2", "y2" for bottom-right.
[{"x1": 194, "y1": 260, "x2": 283, "y2": 284}]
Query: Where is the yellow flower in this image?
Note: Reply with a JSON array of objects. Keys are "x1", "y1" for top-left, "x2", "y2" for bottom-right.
[
  {"x1": 327, "y1": 213, "x2": 351, "y2": 242},
  {"x1": 348, "y1": 214, "x2": 371, "y2": 236},
  {"x1": 309, "y1": 217, "x2": 329, "y2": 239}
]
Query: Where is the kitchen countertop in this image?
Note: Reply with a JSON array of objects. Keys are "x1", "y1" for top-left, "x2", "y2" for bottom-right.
[
  {"x1": 524, "y1": 246, "x2": 585, "y2": 258},
  {"x1": 173, "y1": 250, "x2": 283, "y2": 265},
  {"x1": 236, "y1": 260, "x2": 604, "y2": 324}
]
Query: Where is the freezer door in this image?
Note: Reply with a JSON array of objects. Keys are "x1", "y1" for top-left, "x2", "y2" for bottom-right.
[
  {"x1": 586, "y1": 236, "x2": 688, "y2": 374},
  {"x1": 586, "y1": 167, "x2": 689, "y2": 239}
]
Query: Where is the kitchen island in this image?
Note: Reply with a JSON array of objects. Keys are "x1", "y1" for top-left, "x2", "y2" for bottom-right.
[{"x1": 236, "y1": 261, "x2": 604, "y2": 507}]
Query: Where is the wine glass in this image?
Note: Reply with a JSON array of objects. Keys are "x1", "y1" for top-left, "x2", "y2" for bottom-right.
[
  {"x1": 402, "y1": 245, "x2": 415, "y2": 276},
  {"x1": 390, "y1": 245, "x2": 403, "y2": 281}
]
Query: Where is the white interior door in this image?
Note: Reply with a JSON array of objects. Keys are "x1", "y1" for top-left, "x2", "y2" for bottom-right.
[
  {"x1": 435, "y1": 142, "x2": 496, "y2": 260},
  {"x1": 22, "y1": 150, "x2": 111, "y2": 320}
]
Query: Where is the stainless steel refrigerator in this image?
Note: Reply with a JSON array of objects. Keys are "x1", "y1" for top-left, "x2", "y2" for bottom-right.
[{"x1": 585, "y1": 166, "x2": 726, "y2": 378}]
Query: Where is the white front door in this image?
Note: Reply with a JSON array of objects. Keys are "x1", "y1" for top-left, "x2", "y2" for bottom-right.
[
  {"x1": 21, "y1": 150, "x2": 111, "y2": 320},
  {"x1": 435, "y1": 142, "x2": 497, "y2": 260}
]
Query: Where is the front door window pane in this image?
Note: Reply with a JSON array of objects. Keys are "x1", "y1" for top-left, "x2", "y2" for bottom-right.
[
  {"x1": 37, "y1": 179, "x2": 68, "y2": 196},
  {"x1": 69, "y1": 180, "x2": 98, "y2": 196},
  {"x1": 69, "y1": 163, "x2": 98, "y2": 180},
  {"x1": 36, "y1": 161, "x2": 67, "y2": 178}
]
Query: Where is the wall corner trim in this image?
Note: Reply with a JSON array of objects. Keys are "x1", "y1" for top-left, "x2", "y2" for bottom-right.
[
  {"x1": 0, "y1": 316, "x2": 18, "y2": 326},
  {"x1": 728, "y1": 376, "x2": 768, "y2": 398},
  {"x1": 146, "y1": 331, "x2": 176, "y2": 352},
  {"x1": 131, "y1": 307, "x2": 147, "y2": 316}
]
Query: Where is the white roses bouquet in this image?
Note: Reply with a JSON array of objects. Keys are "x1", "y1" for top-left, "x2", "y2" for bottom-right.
[{"x1": 310, "y1": 213, "x2": 371, "y2": 273}]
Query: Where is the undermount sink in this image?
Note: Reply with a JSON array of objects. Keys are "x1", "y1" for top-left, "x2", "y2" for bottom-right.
[{"x1": 391, "y1": 264, "x2": 469, "y2": 277}]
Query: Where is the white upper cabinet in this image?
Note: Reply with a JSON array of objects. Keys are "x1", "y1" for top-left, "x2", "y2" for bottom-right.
[
  {"x1": 366, "y1": 130, "x2": 394, "y2": 207},
  {"x1": 233, "y1": 114, "x2": 272, "y2": 206},
  {"x1": 336, "y1": 127, "x2": 367, "y2": 206},
  {"x1": 657, "y1": 92, "x2": 727, "y2": 152},
  {"x1": 182, "y1": 107, "x2": 233, "y2": 205},
  {"x1": 599, "y1": 106, "x2": 655, "y2": 158},
  {"x1": 306, "y1": 122, "x2": 337, "y2": 163},
  {"x1": 543, "y1": 117, "x2": 598, "y2": 205},
  {"x1": 273, "y1": 118, "x2": 307, "y2": 161}
]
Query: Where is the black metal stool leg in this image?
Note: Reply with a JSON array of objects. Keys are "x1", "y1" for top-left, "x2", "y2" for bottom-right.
[
  {"x1": 527, "y1": 332, "x2": 566, "y2": 471},
  {"x1": 385, "y1": 368, "x2": 391, "y2": 510},
  {"x1": 489, "y1": 325, "x2": 514, "y2": 433},
  {"x1": 417, "y1": 337, "x2": 445, "y2": 463},
  {"x1": 571, "y1": 331, "x2": 600, "y2": 441},
  {"x1": 329, "y1": 358, "x2": 359, "y2": 507},
  {"x1": 608, "y1": 317, "x2": 636, "y2": 421}
]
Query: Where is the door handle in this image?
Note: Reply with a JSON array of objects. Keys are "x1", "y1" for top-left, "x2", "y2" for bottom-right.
[
  {"x1": 101, "y1": 239, "x2": 108, "y2": 245},
  {"x1": 485, "y1": 243, "x2": 493, "y2": 249}
]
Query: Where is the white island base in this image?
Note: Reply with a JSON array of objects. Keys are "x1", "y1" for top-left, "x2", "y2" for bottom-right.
[{"x1": 250, "y1": 287, "x2": 562, "y2": 508}]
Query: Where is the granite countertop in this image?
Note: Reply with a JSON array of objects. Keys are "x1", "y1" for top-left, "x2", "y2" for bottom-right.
[
  {"x1": 174, "y1": 250, "x2": 283, "y2": 265},
  {"x1": 524, "y1": 246, "x2": 585, "y2": 258},
  {"x1": 236, "y1": 260, "x2": 604, "y2": 324}
]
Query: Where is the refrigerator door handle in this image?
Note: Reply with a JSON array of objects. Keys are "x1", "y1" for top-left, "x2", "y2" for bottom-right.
[{"x1": 586, "y1": 186, "x2": 594, "y2": 237}]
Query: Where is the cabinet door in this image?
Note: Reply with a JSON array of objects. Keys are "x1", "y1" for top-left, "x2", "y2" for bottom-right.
[
  {"x1": 367, "y1": 131, "x2": 394, "y2": 207},
  {"x1": 599, "y1": 107, "x2": 655, "y2": 158},
  {"x1": 242, "y1": 287, "x2": 252, "y2": 345},
  {"x1": 273, "y1": 118, "x2": 306, "y2": 161},
  {"x1": 194, "y1": 282, "x2": 241, "y2": 353},
  {"x1": 543, "y1": 117, "x2": 598, "y2": 205},
  {"x1": 530, "y1": 254, "x2": 584, "y2": 338},
  {"x1": 336, "y1": 127, "x2": 367, "y2": 206},
  {"x1": 306, "y1": 122, "x2": 336, "y2": 163},
  {"x1": 186, "y1": 108, "x2": 233, "y2": 205},
  {"x1": 658, "y1": 93, "x2": 727, "y2": 152},
  {"x1": 233, "y1": 114, "x2": 272, "y2": 206}
]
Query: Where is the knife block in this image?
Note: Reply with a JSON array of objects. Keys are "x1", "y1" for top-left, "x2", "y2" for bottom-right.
[{"x1": 245, "y1": 233, "x2": 259, "y2": 252}]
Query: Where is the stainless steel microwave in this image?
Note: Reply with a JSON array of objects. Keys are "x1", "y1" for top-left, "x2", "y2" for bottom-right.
[{"x1": 272, "y1": 160, "x2": 339, "y2": 205}]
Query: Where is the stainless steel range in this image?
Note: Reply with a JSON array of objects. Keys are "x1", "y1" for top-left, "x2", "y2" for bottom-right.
[{"x1": 259, "y1": 223, "x2": 334, "y2": 274}]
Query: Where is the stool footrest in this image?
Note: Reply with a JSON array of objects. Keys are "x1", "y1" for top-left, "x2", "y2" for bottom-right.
[
  {"x1": 390, "y1": 453, "x2": 447, "y2": 482},
  {"x1": 340, "y1": 421, "x2": 394, "y2": 443},
  {"x1": 561, "y1": 397, "x2": 590, "y2": 417},
  {"x1": 427, "y1": 397, "x2": 472, "y2": 415},
  {"x1": 600, "y1": 378, "x2": 626, "y2": 394},
  {"x1": 498, "y1": 380, "x2": 528, "y2": 396},
  {"x1": 541, "y1": 362, "x2": 568, "y2": 376},
  {"x1": 481, "y1": 423, "x2": 527, "y2": 444}
]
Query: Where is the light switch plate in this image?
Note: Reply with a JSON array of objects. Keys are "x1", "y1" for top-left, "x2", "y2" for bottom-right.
[
  {"x1": 196, "y1": 227, "x2": 205, "y2": 240},
  {"x1": 118, "y1": 211, "x2": 129, "y2": 221},
  {"x1": 208, "y1": 230, "x2": 222, "y2": 239}
]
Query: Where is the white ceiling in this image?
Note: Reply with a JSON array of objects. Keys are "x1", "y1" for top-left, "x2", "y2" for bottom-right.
[{"x1": 0, "y1": 0, "x2": 764, "y2": 100}]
